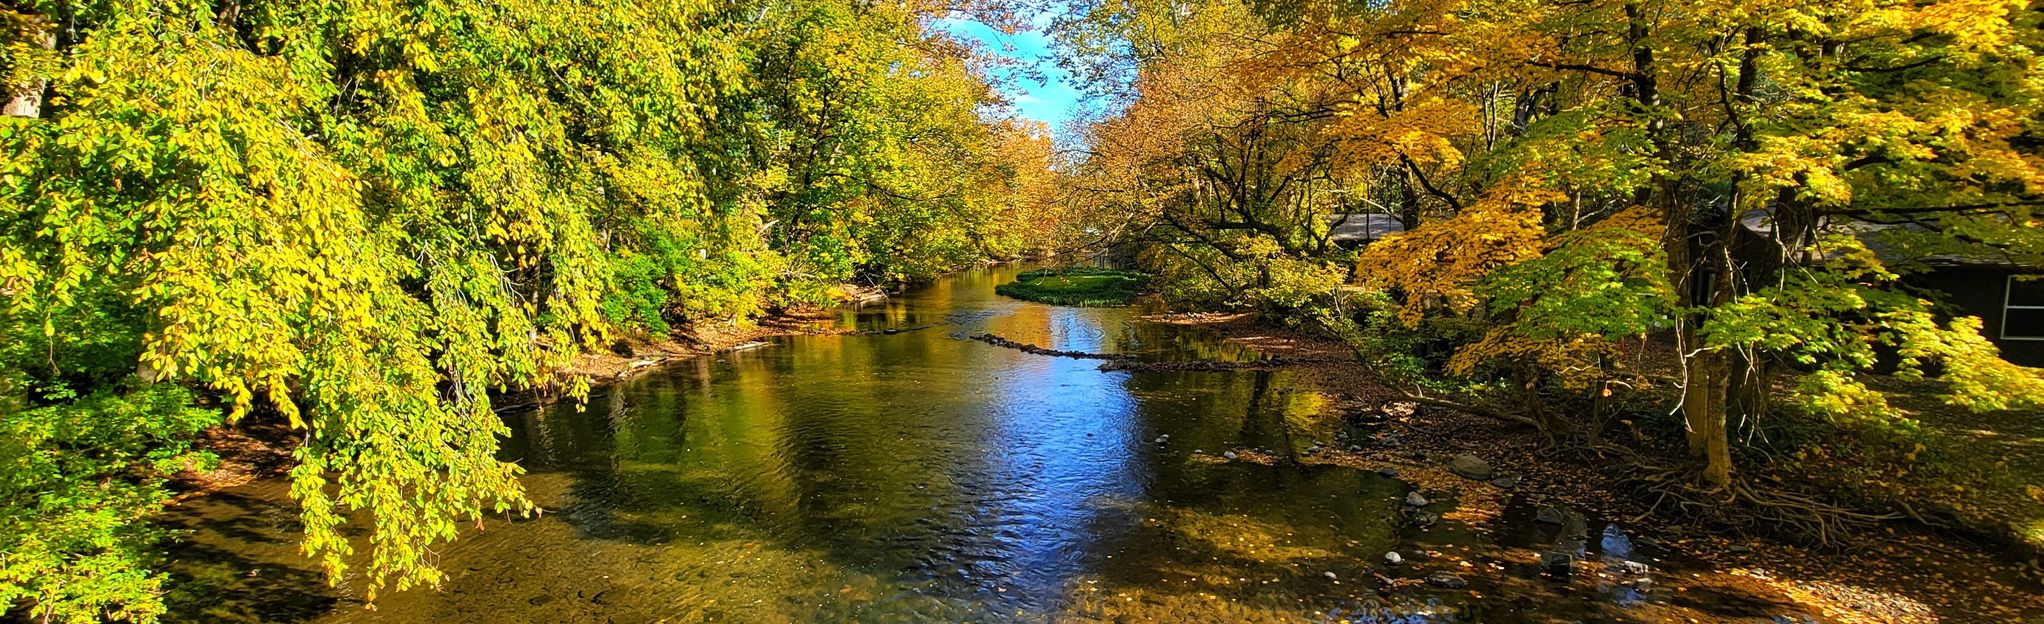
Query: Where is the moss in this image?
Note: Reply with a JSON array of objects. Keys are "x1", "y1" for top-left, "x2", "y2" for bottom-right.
[{"x1": 994, "y1": 268, "x2": 1151, "y2": 307}]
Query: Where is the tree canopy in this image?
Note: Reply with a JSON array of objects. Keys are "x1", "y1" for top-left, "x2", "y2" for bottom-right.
[
  {"x1": 0, "y1": 0, "x2": 1057, "y2": 620},
  {"x1": 1053, "y1": 0, "x2": 2043, "y2": 488}
]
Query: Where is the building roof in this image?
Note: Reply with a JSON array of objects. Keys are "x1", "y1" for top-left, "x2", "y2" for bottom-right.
[
  {"x1": 1736, "y1": 209, "x2": 2022, "y2": 270},
  {"x1": 1326, "y1": 213, "x2": 1405, "y2": 243}
]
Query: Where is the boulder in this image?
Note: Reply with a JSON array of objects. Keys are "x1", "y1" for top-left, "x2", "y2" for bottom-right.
[{"x1": 1447, "y1": 454, "x2": 1494, "y2": 480}]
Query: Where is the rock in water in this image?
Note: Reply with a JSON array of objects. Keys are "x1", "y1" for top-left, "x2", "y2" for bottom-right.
[
  {"x1": 1409, "y1": 511, "x2": 1440, "y2": 529},
  {"x1": 1535, "y1": 506, "x2": 1567, "y2": 524},
  {"x1": 1600, "y1": 524, "x2": 1635, "y2": 560},
  {"x1": 1223, "y1": 451, "x2": 1238, "y2": 461},
  {"x1": 1404, "y1": 491, "x2": 1430, "y2": 506},
  {"x1": 1376, "y1": 467, "x2": 1399, "y2": 478},
  {"x1": 1490, "y1": 475, "x2": 1520, "y2": 489},
  {"x1": 1448, "y1": 454, "x2": 1493, "y2": 480},
  {"x1": 1383, "y1": 551, "x2": 1404, "y2": 565},
  {"x1": 1425, "y1": 572, "x2": 1468, "y2": 589},
  {"x1": 1539, "y1": 551, "x2": 1574, "y2": 575},
  {"x1": 1322, "y1": 571, "x2": 1338, "y2": 580}
]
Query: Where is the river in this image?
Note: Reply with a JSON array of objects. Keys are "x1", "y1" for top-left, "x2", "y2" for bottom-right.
[{"x1": 160, "y1": 265, "x2": 1955, "y2": 623}]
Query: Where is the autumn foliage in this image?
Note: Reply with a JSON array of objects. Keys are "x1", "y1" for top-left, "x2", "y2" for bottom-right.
[{"x1": 1056, "y1": 0, "x2": 2044, "y2": 489}]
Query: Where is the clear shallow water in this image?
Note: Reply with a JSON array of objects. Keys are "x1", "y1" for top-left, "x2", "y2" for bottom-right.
[
  {"x1": 166, "y1": 265, "x2": 1935, "y2": 623},
  {"x1": 164, "y1": 265, "x2": 1430, "y2": 623}
]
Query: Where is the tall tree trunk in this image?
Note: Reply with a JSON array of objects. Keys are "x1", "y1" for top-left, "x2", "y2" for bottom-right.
[
  {"x1": 1685, "y1": 349, "x2": 1734, "y2": 486},
  {"x1": 1628, "y1": 1, "x2": 1736, "y2": 487}
]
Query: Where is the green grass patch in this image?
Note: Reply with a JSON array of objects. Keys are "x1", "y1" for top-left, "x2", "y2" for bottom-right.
[{"x1": 995, "y1": 268, "x2": 1150, "y2": 307}]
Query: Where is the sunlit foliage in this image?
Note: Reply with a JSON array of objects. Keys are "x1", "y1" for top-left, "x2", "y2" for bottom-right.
[
  {"x1": 0, "y1": 0, "x2": 1052, "y2": 619},
  {"x1": 1057, "y1": 0, "x2": 2044, "y2": 487}
]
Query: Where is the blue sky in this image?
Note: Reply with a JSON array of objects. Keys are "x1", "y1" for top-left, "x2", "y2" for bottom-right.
[{"x1": 931, "y1": 18, "x2": 1086, "y2": 132}]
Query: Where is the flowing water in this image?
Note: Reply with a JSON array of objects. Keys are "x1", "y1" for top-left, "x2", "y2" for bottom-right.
[{"x1": 160, "y1": 265, "x2": 1907, "y2": 623}]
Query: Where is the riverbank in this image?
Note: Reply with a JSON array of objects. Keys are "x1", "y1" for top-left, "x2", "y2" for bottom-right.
[
  {"x1": 1149, "y1": 310, "x2": 2044, "y2": 623},
  {"x1": 175, "y1": 285, "x2": 893, "y2": 500}
]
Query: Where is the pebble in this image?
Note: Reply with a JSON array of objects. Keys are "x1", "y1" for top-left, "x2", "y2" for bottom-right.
[
  {"x1": 1154, "y1": 435, "x2": 1169, "y2": 444},
  {"x1": 1425, "y1": 572, "x2": 1468, "y2": 589},
  {"x1": 1223, "y1": 451, "x2": 1238, "y2": 461},
  {"x1": 1404, "y1": 491, "x2": 1429, "y2": 506},
  {"x1": 1490, "y1": 475, "x2": 1520, "y2": 489},
  {"x1": 1322, "y1": 571, "x2": 1338, "y2": 580},
  {"x1": 1384, "y1": 551, "x2": 1404, "y2": 565},
  {"x1": 1376, "y1": 467, "x2": 1399, "y2": 478}
]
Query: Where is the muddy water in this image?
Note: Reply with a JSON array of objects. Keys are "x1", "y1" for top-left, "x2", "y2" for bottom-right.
[{"x1": 163, "y1": 265, "x2": 1820, "y2": 623}]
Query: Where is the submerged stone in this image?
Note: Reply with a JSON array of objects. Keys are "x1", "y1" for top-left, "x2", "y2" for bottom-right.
[
  {"x1": 1409, "y1": 511, "x2": 1440, "y2": 529},
  {"x1": 1425, "y1": 572, "x2": 1468, "y2": 589},
  {"x1": 1405, "y1": 491, "x2": 1430, "y2": 506},
  {"x1": 1539, "y1": 551, "x2": 1575, "y2": 575},
  {"x1": 1535, "y1": 505, "x2": 1568, "y2": 524}
]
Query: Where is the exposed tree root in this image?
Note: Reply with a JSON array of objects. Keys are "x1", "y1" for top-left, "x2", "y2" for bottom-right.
[
  {"x1": 1595, "y1": 442, "x2": 1903, "y2": 547},
  {"x1": 1395, "y1": 393, "x2": 1543, "y2": 429}
]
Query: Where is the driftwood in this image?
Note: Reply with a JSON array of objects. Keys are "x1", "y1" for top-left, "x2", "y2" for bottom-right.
[{"x1": 966, "y1": 333, "x2": 1299, "y2": 371}]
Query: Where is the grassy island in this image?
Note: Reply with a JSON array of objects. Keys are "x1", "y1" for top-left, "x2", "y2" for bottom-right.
[{"x1": 995, "y1": 268, "x2": 1150, "y2": 307}]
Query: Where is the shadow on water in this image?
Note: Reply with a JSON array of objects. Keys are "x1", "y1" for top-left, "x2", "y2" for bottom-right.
[{"x1": 160, "y1": 484, "x2": 349, "y2": 624}]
